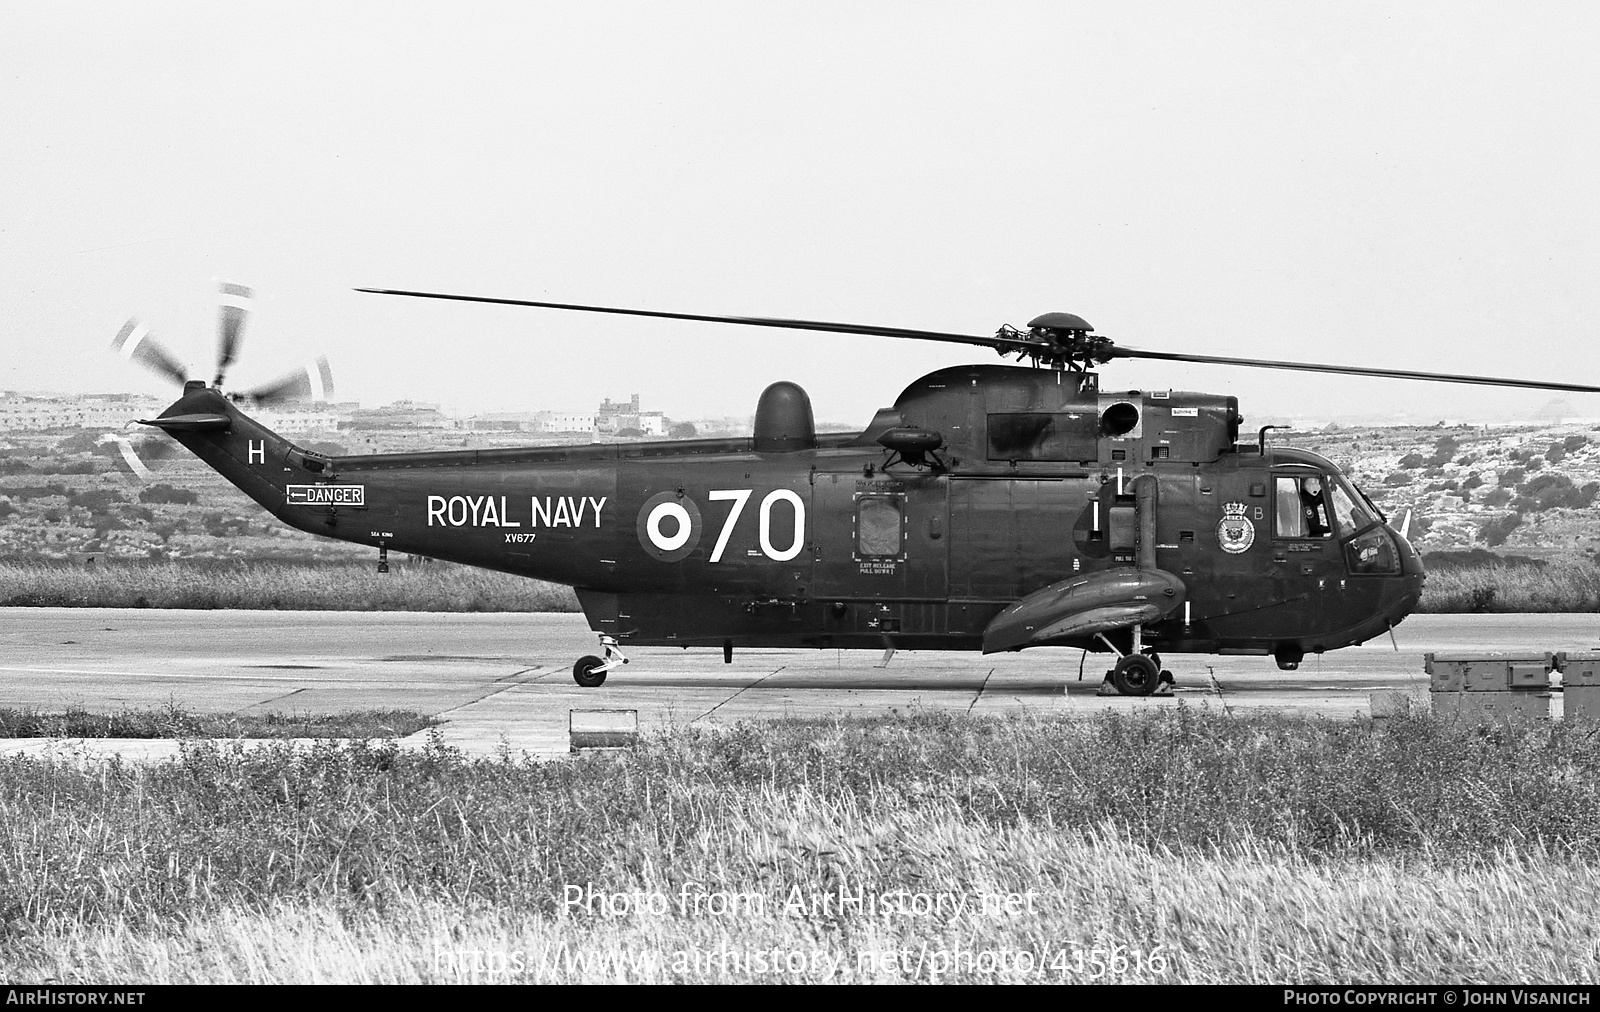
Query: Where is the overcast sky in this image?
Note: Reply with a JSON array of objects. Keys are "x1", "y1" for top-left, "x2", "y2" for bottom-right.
[{"x1": 4, "y1": 3, "x2": 1598, "y2": 425}]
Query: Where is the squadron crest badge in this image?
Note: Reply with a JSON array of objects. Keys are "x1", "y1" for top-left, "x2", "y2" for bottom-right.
[{"x1": 1217, "y1": 501, "x2": 1255, "y2": 554}]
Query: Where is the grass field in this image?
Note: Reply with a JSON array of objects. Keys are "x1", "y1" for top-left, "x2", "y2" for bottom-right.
[
  {"x1": 0, "y1": 705, "x2": 438, "y2": 739},
  {"x1": 1418, "y1": 560, "x2": 1600, "y2": 613},
  {"x1": 3, "y1": 709, "x2": 1598, "y2": 983},
  {"x1": 6, "y1": 557, "x2": 1600, "y2": 613},
  {"x1": 0, "y1": 559, "x2": 579, "y2": 612}
]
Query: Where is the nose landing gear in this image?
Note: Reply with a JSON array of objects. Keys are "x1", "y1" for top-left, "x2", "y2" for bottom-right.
[
  {"x1": 1111, "y1": 652, "x2": 1165, "y2": 696},
  {"x1": 573, "y1": 635, "x2": 627, "y2": 688},
  {"x1": 1096, "y1": 627, "x2": 1176, "y2": 697}
]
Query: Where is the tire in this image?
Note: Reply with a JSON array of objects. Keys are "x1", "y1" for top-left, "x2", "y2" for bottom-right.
[
  {"x1": 573, "y1": 655, "x2": 607, "y2": 688},
  {"x1": 1110, "y1": 653, "x2": 1161, "y2": 697}
]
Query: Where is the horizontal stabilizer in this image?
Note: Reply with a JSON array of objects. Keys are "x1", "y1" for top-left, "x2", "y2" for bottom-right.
[
  {"x1": 138, "y1": 413, "x2": 232, "y2": 432},
  {"x1": 982, "y1": 568, "x2": 1187, "y2": 654}
]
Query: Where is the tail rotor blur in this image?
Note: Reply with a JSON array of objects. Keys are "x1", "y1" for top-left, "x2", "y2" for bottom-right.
[
  {"x1": 213, "y1": 282, "x2": 253, "y2": 388},
  {"x1": 97, "y1": 433, "x2": 152, "y2": 482},
  {"x1": 236, "y1": 357, "x2": 335, "y2": 407},
  {"x1": 97, "y1": 431, "x2": 178, "y2": 484},
  {"x1": 110, "y1": 283, "x2": 333, "y2": 406},
  {"x1": 110, "y1": 320, "x2": 189, "y2": 388}
]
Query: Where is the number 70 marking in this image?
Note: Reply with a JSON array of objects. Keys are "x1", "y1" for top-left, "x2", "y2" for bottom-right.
[
  {"x1": 707, "y1": 488, "x2": 806, "y2": 563},
  {"x1": 707, "y1": 489, "x2": 751, "y2": 562}
]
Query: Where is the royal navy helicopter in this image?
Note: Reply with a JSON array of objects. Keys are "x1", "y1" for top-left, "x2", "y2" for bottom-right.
[{"x1": 112, "y1": 285, "x2": 1600, "y2": 695}]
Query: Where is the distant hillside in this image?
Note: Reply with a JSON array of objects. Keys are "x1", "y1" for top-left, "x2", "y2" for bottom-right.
[
  {"x1": 1283, "y1": 423, "x2": 1600, "y2": 562},
  {"x1": 5, "y1": 420, "x2": 1600, "y2": 564}
]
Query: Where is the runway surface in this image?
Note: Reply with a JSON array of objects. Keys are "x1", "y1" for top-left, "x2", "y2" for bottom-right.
[{"x1": 2, "y1": 608, "x2": 1597, "y2": 757}]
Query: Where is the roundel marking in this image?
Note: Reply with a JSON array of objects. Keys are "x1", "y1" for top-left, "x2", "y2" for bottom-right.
[
  {"x1": 648, "y1": 502, "x2": 693, "y2": 551},
  {"x1": 636, "y1": 491, "x2": 703, "y2": 562}
]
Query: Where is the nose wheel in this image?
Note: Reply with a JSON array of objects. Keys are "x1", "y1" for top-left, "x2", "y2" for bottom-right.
[
  {"x1": 573, "y1": 635, "x2": 627, "y2": 688},
  {"x1": 1096, "y1": 629, "x2": 1176, "y2": 697},
  {"x1": 1110, "y1": 653, "x2": 1164, "y2": 696}
]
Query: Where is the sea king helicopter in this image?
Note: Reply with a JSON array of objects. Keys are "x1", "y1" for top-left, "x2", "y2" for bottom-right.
[{"x1": 110, "y1": 285, "x2": 1600, "y2": 695}]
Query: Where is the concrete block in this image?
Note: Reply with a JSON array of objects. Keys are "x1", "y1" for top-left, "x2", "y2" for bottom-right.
[
  {"x1": 1370, "y1": 690, "x2": 1425, "y2": 719},
  {"x1": 570, "y1": 709, "x2": 639, "y2": 751},
  {"x1": 1432, "y1": 690, "x2": 1551, "y2": 724}
]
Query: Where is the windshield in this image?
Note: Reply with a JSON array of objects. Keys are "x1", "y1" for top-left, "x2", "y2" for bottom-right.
[{"x1": 1329, "y1": 475, "x2": 1380, "y2": 536}]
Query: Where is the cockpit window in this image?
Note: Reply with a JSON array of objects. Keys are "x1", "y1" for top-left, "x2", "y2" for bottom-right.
[
  {"x1": 1275, "y1": 474, "x2": 1332, "y2": 539},
  {"x1": 1328, "y1": 477, "x2": 1376, "y2": 536},
  {"x1": 1347, "y1": 526, "x2": 1401, "y2": 574}
]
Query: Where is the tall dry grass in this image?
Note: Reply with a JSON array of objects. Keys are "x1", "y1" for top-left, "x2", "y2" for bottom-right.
[
  {"x1": 8, "y1": 557, "x2": 1600, "y2": 615},
  {"x1": 1418, "y1": 561, "x2": 1600, "y2": 613},
  {"x1": 12, "y1": 830, "x2": 1598, "y2": 983},
  {"x1": 0, "y1": 560, "x2": 579, "y2": 612},
  {"x1": 0, "y1": 704, "x2": 436, "y2": 739},
  {"x1": 3, "y1": 710, "x2": 1600, "y2": 982}
]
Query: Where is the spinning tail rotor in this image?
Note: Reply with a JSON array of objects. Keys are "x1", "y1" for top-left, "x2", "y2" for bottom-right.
[{"x1": 111, "y1": 283, "x2": 334, "y2": 406}]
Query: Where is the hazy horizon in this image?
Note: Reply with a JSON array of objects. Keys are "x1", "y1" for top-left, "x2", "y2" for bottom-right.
[{"x1": 5, "y1": 4, "x2": 1599, "y2": 426}]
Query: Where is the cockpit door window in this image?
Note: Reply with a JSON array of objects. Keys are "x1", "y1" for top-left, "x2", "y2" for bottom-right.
[{"x1": 1275, "y1": 474, "x2": 1332, "y2": 539}]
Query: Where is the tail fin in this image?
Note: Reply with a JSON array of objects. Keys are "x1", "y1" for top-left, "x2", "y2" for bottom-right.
[{"x1": 141, "y1": 384, "x2": 330, "y2": 526}]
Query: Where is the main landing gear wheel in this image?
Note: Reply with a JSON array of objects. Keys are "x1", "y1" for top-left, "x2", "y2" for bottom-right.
[
  {"x1": 1110, "y1": 653, "x2": 1162, "y2": 697},
  {"x1": 573, "y1": 655, "x2": 606, "y2": 688},
  {"x1": 573, "y1": 634, "x2": 627, "y2": 687}
]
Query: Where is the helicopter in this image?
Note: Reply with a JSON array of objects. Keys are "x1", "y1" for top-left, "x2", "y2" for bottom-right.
[{"x1": 111, "y1": 284, "x2": 1600, "y2": 695}]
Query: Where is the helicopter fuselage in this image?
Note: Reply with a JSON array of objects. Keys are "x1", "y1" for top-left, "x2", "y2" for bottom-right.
[{"x1": 153, "y1": 363, "x2": 1424, "y2": 668}]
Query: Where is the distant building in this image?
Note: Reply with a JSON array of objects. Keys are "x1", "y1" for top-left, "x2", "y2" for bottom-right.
[
  {"x1": 538, "y1": 411, "x2": 599, "y2": 434},
  {"x1": 256, "y1": 401, "x2": 355, "y2": 434},
  {"x1": 0, "y1": 393, "x2": 167, "y2": 431},
  {"x1": 596, "y1": 393, "x2": 665, "y2": 436},
  {"x1": 459, "y1": 394, "x2": 671, "y2": 438},
  {"x1": 464, "y1": 411, "x2": 541, "y2": 433},
  {"x1": 347, "y1": 401, "x2": 455, "y2": 430},
  {"x1": 598, "y1": 394, "x2": 640, "y2": 424}
]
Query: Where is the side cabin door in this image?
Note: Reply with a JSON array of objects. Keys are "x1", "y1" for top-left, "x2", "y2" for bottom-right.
[
  {"x1": 947, "y1": 478, "x2": 1082, "y2": 601},
  {"x1": 1199, "y1": 461, "x2": 1329, "y2": 639},
  {"x1": 1264, "y1": 466, "x2": 1336, "y2": 634},
  {"x1": 809, "y1": 472, "x2": 947, "y2": 602}
]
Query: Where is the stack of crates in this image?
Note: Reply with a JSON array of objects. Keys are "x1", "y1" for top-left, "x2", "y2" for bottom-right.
[
  {"x1": 1425, "y1": 652, "x2": 1554, "y2": 723},
  {"x1": 1557, "y1": 652, "x2": 1600, "y2": 721}
]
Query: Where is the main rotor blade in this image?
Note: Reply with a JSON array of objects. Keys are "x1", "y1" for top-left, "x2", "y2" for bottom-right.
[
  {"x1": 1108, "y1": 347, "x2": 1600, "y2": 394},
  {"x1": 215, "y1": 282, "x2": 253, "y2": 387},
  {"x1": 111, "y1": 319, "x2": 188, "y2": 386},
  {"x1": 239, "y1": 357, "x2": 334, "y2": 405},
  {"x1": 354, "y1": 287, "x2": 1021, "y2": 352}
]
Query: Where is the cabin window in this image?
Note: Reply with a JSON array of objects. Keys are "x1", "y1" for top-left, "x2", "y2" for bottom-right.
[
  {"x1": 856, "y1": 497, "x2": 903, "y2": 557},
  {"x1": 1275, "y1": 474, "x2": 1333, "y2": 539},
  {"x1": 986, "y1": 413, "x2": 1098, "y2": 462}
]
